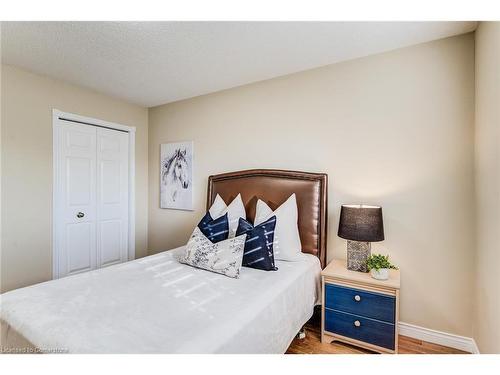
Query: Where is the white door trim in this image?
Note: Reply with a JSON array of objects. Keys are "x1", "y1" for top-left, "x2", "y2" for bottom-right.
[{"x1": 52, "y1": 109, "x2": 136, "y2": 279}]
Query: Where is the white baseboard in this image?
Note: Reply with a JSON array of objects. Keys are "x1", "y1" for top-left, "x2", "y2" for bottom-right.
[{"x1": 398, "y1": 322, "x2": 480, "y2": 354}]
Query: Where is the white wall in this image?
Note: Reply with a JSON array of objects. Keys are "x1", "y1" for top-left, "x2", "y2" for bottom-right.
[
  {"x1": 474, "y1": 22, "x2": 500, "y2": 353},
  {"x1": 1, "y1": 64, "x2": 149, "y2": 292},
  {"x1": 148, "y1": 34, "x2": 476, "y2": 337}
]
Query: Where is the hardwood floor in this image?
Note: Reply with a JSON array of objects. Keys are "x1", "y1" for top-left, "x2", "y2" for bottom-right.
[{"x1": 286, "y1": 322, "x2": 468, "y2": 354}]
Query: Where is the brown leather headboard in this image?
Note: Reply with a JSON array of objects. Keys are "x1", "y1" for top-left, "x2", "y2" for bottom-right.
[{"x1": 207, "y1": 169, "x2": 328, "y2": 268}]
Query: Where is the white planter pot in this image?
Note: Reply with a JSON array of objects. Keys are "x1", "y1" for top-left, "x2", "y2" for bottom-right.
[{"x1": 370, "y1": 268, "x2": 389, "y2": 280}]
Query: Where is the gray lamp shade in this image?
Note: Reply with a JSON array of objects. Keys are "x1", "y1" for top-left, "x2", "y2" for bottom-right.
[{"x1": 338, "y1": 205, "x2": 385, "y2": 242}]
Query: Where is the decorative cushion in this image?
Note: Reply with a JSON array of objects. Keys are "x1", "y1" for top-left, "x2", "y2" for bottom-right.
[
  {"x1": 208, "y1": 194, "x2": 246, "y2": 238},
  {"x1": 197, "y1": 212, "x2": 229, "y2": 243},
  {"x1": 254, "y1": 193, "x2": 304, "y2": 261},
  {"x1": 180, "y1": 227, "x2": 247, "y2": 278},
  {"x1": 236, "y1": 216, "x2": 278, "y2": 271}
]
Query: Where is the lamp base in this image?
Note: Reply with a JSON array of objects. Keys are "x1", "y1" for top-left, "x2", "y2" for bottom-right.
[{"x1": 346, "y1": 240, "x2": 371, "y2": 272}]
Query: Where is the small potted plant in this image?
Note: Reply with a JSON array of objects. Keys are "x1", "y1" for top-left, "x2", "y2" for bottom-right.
[{"x1": 366, "y1": 254, "x2": 398, "y2": 280}]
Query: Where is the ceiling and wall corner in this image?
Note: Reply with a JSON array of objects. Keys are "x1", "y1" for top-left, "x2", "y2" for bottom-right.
[{"x1": 1, "y1": 22, "x2": 476, "y2": 107}]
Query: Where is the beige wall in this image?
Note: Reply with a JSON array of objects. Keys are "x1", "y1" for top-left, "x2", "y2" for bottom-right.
[
  {"x1": 0, "y1": 64, "x2": 149, "y2": 292},
  {"x1": 474, "y1": 22, "x2": 500, "y2": 353},
  {"x1": 149, "y1": 34, "x2": 476, "y2": 337}
]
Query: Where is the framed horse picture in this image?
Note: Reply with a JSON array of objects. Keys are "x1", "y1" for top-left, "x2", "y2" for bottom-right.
[{"x1": 160, "y1": 141, "x2": 194, "y2": 210}]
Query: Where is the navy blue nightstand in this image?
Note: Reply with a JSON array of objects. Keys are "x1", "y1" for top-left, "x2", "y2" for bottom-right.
[{"x1": 321, "y1": 260, "x2": 400, "y2": 354}]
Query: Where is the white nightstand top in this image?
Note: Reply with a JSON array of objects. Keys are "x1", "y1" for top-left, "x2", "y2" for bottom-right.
[{"x1": 322, "y1": 259, "x2": 400, "y2": 290}]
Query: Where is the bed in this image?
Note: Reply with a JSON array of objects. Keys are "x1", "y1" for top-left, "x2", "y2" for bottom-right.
[{"x1": 0, "y1": 169, "x2": 328, "y2": 353}]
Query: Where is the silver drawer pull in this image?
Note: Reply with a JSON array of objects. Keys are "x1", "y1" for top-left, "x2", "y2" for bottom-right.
[
  {"x1": 354, "y1": 320, "x2": 361, "y2": 327},
  {"x1": 354, "y1": 295, "x2": 361, "y2": 302}
]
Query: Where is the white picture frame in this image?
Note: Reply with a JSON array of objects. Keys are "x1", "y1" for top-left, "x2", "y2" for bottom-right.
[{"x1": 160, "y1": 141, "x2": 194, "y2": 210}]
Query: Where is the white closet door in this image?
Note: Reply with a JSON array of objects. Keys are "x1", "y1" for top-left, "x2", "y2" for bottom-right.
[
  {"x1": 55, "y1": 120, "x2": 97, "y2": 277},
  {"x1": 96, "y1": 127, "x2": 129, "y2": 268}
]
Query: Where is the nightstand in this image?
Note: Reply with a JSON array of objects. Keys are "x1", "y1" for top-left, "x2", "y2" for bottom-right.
[{"x1": 321, "y1": 259, "x2": 400, "y2": 354}]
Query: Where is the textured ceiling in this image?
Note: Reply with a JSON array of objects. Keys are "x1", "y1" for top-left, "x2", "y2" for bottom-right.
[{"x1": 1, "y1": 21, "x2": 477, "y2": 107}]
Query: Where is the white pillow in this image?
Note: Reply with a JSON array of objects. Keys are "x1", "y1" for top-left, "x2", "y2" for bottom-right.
[
  {"x1": 181, "y1": 227, "x2": 246, "y2": 278},
  {"x1": 254, "y1": 193, "x2": 304, "y2": 261},
  {"x1": 208, "y1": 193, "x2": 246, "y2": 238}
]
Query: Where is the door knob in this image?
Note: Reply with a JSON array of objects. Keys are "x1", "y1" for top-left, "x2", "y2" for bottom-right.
[
  {"x1": 354, "y1": 320, "x2": 361, "y2": 327},
  {"x1": 354, "y1": 295, "x2": 361, "y2": 302},
  {"x1": 76, "y1": 212, "x2": 85, "y2": 218}
]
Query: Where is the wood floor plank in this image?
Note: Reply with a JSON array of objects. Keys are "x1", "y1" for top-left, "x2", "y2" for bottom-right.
[
  {"x1": 399, "y1": 335, "x2": 422, "y2": 344},
  {"x1": 286, "y1": 323, "x2": 469, "y2": 354}
]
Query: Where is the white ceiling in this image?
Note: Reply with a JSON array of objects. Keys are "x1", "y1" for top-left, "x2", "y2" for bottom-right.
[{"x1": 1, "y1": 22, "x2": 476, "y2": 107}]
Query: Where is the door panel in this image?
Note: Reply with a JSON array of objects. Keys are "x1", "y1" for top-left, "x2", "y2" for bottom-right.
[
  {"x1": 67, "y1": 130, "x2": 92, "y2": 148},
  {"x1": 66, "y1": 222, "x2": 93, "y2": 274},
  {"x1": 96, "y1": 127, "x2": 129, "y2": 268},
  {"x1": 100, "y1": 160, "x2": 121, "y2": 204},
  {"x1": 67, "y1": 157, "x2": 93, "y2": 206},
  {"x1": 99, "y1": 220, "x2": 122, "y2": 266}
]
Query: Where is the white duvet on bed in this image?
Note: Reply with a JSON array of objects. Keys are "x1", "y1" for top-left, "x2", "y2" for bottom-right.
[{"x1": 0, "y1": 246, "x2": 321, "y2": 353}]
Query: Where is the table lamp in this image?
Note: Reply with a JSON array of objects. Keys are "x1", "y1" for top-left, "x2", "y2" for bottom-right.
[{"x1": 338, "y1": 204, "x2": 384, "y2": 272}]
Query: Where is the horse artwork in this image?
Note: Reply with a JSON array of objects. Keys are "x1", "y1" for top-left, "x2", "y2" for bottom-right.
[{"x1": 160, "y1": 141, "x2": 193, "y2": 210}]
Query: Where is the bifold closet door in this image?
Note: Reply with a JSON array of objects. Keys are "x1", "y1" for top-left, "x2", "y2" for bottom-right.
[
  {"x1": 55, "y1": 120, "x2": 129, "y2": 278},
  {"x1": 55, "y1": 121, "x2": 98, "y2": 277},
  {"x1": 96, "y1": 127, "x2": 129, "y2": 268}
]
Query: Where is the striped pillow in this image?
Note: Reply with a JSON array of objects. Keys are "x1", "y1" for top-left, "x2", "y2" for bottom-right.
[
  {"x1": 236, "y1": 216, "x2": 277, "y2": 271},
  {"x1": 197, "y1": 212, "x2": 229, "y2": 243}
]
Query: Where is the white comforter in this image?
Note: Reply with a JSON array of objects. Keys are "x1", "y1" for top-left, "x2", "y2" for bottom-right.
[{"x1": 0, "y1": 247, "x2": 321, "y2": 353}]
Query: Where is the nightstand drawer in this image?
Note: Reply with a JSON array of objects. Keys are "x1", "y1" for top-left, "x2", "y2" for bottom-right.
[
  {"x1": 325, "y1": 309, "x2": 395, "y2": 350},
  {"x1": 324, "y1": 283, "x2": 395, "y2": 323}
]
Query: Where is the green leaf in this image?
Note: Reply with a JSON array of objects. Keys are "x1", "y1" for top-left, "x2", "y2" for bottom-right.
[{"x1": 366, "y1": 253, "x2": 398, "y2": 271}]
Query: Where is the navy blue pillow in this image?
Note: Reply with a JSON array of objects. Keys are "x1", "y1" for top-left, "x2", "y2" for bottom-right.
[
  {"x1": 197, "y1": 212, "x2": 229, "y2": 243},
  {"x1": 236, "y1": 216, "x2": 277, "y2": 271}
]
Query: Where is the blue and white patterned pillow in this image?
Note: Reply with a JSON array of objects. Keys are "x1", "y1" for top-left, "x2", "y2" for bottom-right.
[
  {"x1": 197, "y1": 212, "x2": 229, "y2": 243},
  {"x1": 181, "y1": 227, "x2": 247, "y2": 278},
  {"x1": 236, "y1": 216, "x2": 278, "y2": 271}
]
